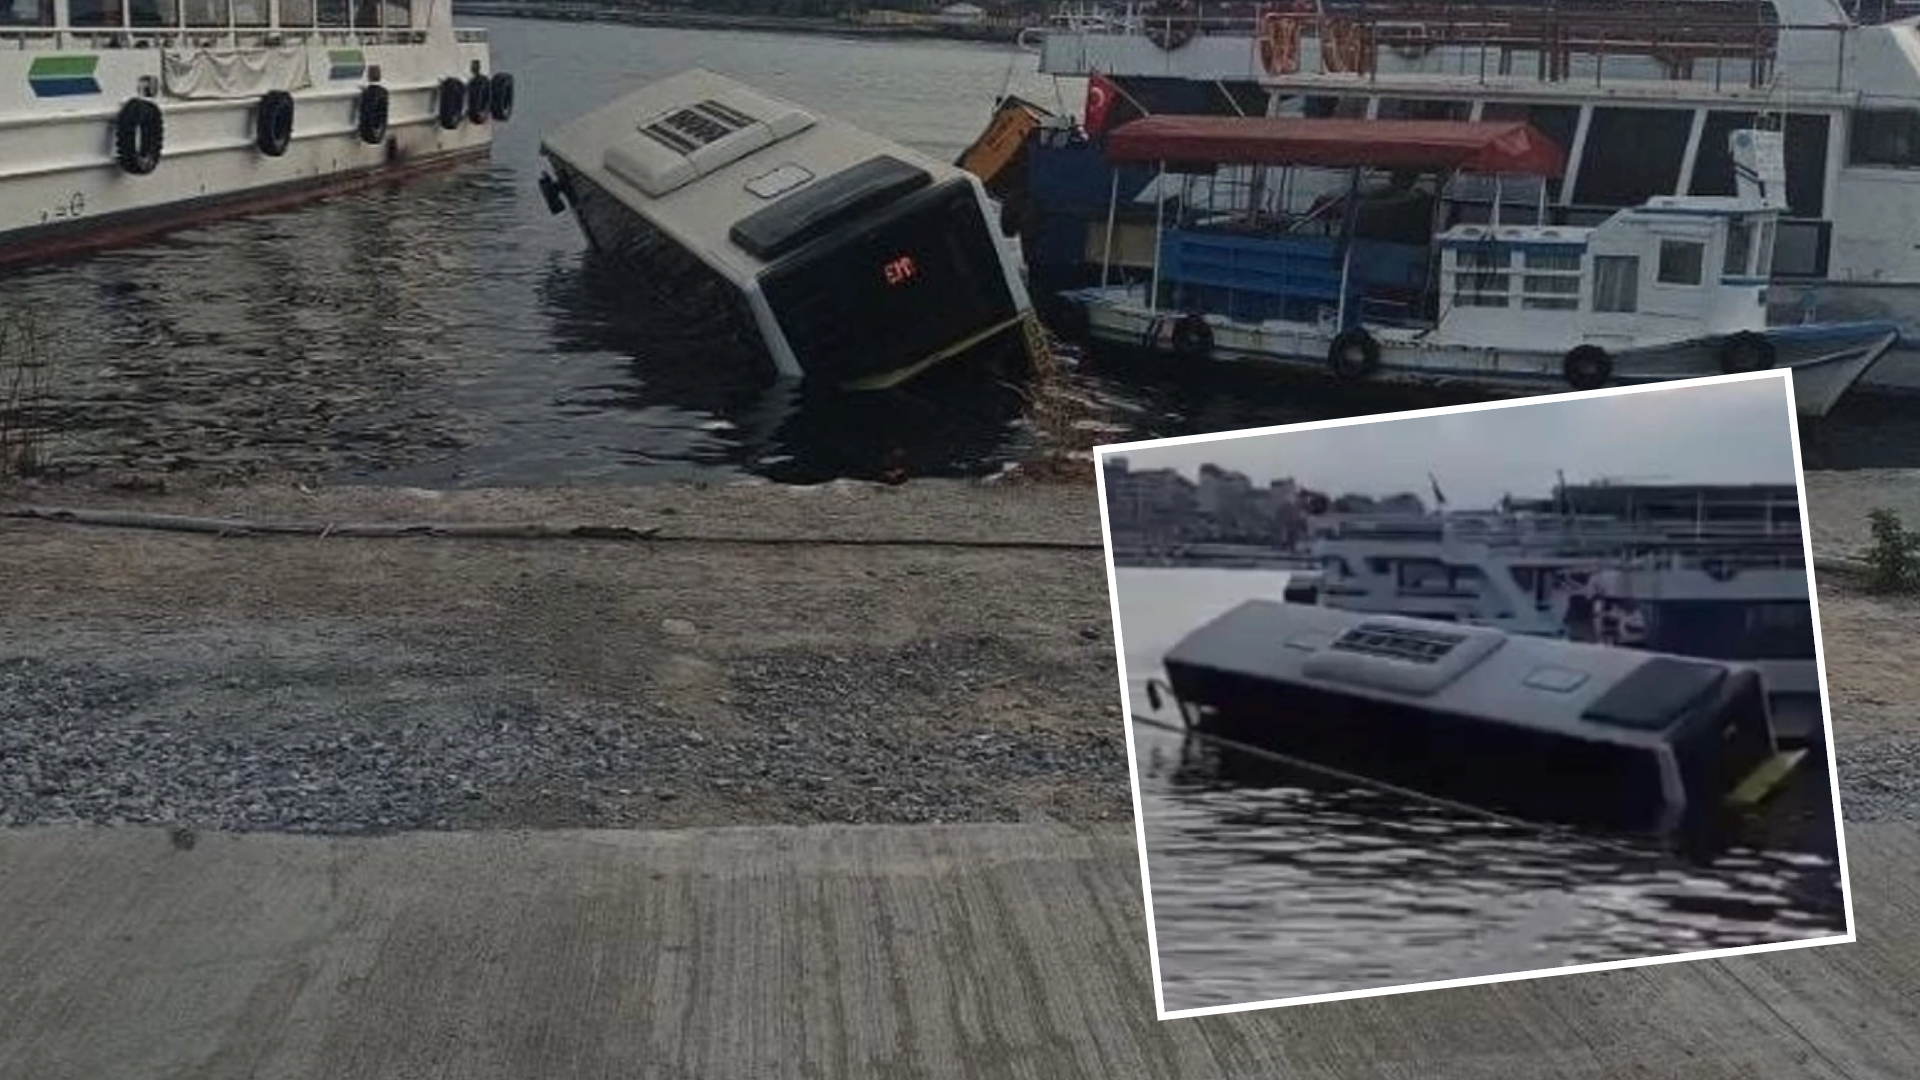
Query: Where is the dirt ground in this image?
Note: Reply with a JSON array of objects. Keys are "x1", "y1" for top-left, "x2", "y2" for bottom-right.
[
  {"x1": 1804, "y1": 469, "x2": 1920, "y2": 740},
  {"x1": 0, "y1": 473, "x2": 1129, "y2": 831}
]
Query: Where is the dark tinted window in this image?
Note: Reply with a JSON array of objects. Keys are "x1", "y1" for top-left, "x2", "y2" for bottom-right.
[
  {"x1": 1582, "y1": 657, "x2": 1728, "y2": 731},
  {"x1": 1850, "y1": 108, "x2": 1920, "y2": 167},
  {"x1": 1574, "y1": 108, "x2": 1693, "y2": 206},
  {"x1": 1480, "y1": 103, "x2": 1579, "y2": 201},
  {"x1": 1783, "y1": 113, "x2": 1830, "y2": 217},
  {"x1": 1377, "y1": 98, "x2": 1470, "y2": 120},
  {"x1": 1691, "y1": 113, "x2": 1828, "y2": 217}
]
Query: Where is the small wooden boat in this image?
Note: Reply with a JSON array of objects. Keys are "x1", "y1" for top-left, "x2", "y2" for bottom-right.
[{"x1": 1059, "y1": 117, "x2": 1898, "y2": 414}]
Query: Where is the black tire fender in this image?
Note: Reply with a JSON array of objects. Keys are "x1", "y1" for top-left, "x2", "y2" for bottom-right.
[
  {"x1": 489, "y1": 72, "x2": 515, "y2": 123},
  {"x1": 114, "y1": 97, "x2": 164, "y2": 176},
  {"x1": 466, "y1": 73, "x2": 492, "y2": 125},
  {"x1": 255, "y1": 90, "x2": 294, "y2": 158},
  {"x1": 1328, "y1": 327, "x2": 1381, "y2": 378},
  {"x1": 356, "y1": 84, "x2": 390, "y2": 145},
  {"x1": 1171, "y1": 312, "x2": 1214, "y2": 358},
  {"x1": 437, "y1": 77, "x2": 466, "y2": 130},
  {"x1": 1719, "y1": 330, "x2": 1776, "y2": 374},
  {"x1": 1563, "y1": 344, "x2": 1613, "y2": 391}
]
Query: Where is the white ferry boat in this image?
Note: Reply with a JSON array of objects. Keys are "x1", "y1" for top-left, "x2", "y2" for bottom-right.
[
  {"x1": 0, "y1": 0, "x2": 507, "y2": 266},
  {"x1": 1024, "y1": 0, "x2": 1920, "y2": 388},
  {"x1": 1281, "y1": 482, "x2": 1822, "y2": 741},
  {"x1": 539, "y1": 69, "x2": 1034, "y2": 390},
  {"x1": 1064, "y1": 115, "x2": 1898, "y2": 410}
]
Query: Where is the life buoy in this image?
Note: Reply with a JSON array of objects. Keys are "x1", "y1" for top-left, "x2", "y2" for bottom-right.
[
  {"x1": 1719, "y1": 330, "x2": 1776, "y2": 373},
  {"x1": 1144, "y1": 0, "x2": 1197, "y2": 52},
  {"x1": 1171, "y1": 312, "x2": 1213, "y2": 357},
  {"x1": 255, "y1": 90, "x2": 294, "y2": 158},
  {"x1": 1257, "y1": 14, "x2": 1302, "y2": 76},
  {"x1": 1327, "y1": 327, "x2": 1380, "y2": 378},
  {"x1": 1563, "y1": 345, "x2": 1613, "y2": 391},
  {"x1": 489, "y1": 72, "x2": 515, "y2": 123},
  {"x1": 356, "y1": 84, "x2": 390, "y2": 145},
  {"x1": 114, "y1": 97, "x2": 163, "y2": 176},
  {"x1": 436, "y1": 77, "x2": 466, "y2": 130},
  {"x1": 1319, "y1": 17, "x2": 1373, "y2": 75},
  {"x1": 466, "y1": 73, "x2": 493, "y2": 125}
]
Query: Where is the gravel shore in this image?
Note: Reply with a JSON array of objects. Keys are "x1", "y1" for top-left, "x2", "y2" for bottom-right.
[
  {"x1": 0, "y1": 469, "x2": 1914, "y2": 838},
  {"x1": 0, "y1": 477, "x2": 1128, "y2": 832}
]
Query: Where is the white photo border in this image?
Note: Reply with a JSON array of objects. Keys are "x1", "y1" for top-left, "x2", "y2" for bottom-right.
[{"x1": 1090, "y1": 368, "x2": 1857, "y2": 1021}]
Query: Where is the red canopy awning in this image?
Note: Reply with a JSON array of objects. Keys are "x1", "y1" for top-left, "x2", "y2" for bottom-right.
[{"x1": 1103, "y1": 117, "x2": 1568, "y2": 177}]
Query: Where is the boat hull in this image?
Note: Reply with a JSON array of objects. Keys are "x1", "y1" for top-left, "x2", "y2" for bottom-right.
[
  {"x1": 1070, "y1": 288, "x2": 1896, "y2": 416},
  {"x1": 0, "y1": 38, "x2": 493, "y2": 268}
]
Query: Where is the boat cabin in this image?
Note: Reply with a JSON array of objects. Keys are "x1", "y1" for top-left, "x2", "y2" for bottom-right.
[
  {"x1": 1160, "y1": 600, "x2": 1786, "y2": 834},
  {"x1": 1434, "y1": 132, "x2": 1785, "y2": 350},
  {"x1": 1098, "y1": 114, "x2": 1571, "y2": 327}
]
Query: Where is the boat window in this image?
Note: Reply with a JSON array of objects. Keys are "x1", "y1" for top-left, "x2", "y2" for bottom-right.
[
  {"x1": 1481, "y1": 103, "x2": 1579, "y2": 201},
  {"x1": 1723, "y1": 218, "x2": 1755, "y2": 277},
  {"x1": 1396, "y1": 562, "x2": 1481, "y2": 595},
  {"x1": 280, "y1": 0, "x2": 313, "y2": 23},
  {"x1": 1523, "y1": 251, "x2": 1581, "y2": 272},
  {"x1": 232, "y1": 0, "x2": 265, "y2": 24},
  {"x1": 1850, "y1": 109, "x2": 1920, "y2": 168},
  {"x1": 317, "y1": 0, "x2": 347, "y2": 26},
  {"x1": 1689, "y1": 112, "x2": 1825, "y2": 216},
  {"x1": 1453, "y1": 272, "x2": 1510, "y2": 308},
  {"x1": 1643, "y1": 600, "x2": 1815, "y2": 660},
  {"x1": 0, "y1": 0, "x2": 53, "y2": 25},
  {"x1": 1786, "y1": 115, "x2": 1831, "y2": 218},
  {"x1": 183, "y1": 0, "x2": 225, "y2": 25},
  {"x1": 67, "y1": 0, "x2": 122, "y2": 25},
  {"x1": 1522, "y1": 279, "x2": 1580, "y2": 310},
  {"x1": 1304, "y1": 96, "x2": 1367, "y2": 119},
  {"x1": 1592, "y1": 255, "x2": 1640, "y2": 312},
  {"x1": 382, "y1": 0, "x2": 408, "y2": 27},
  {"x1": 1521, "y1": 250, "x2": 1582, "y2": 310},
  {"x1": 129, "y1": 0, "x2": 178, "y2": 26},
  {"x1": 1575, "y1": 108, "x2": 1692, "y2": 207},
  {"x1": 1772, "y1": 219, "x2": 1829, "y2": 278},
  {"x1": 1657, "y1": 240, "x2": 1705, "y2": 286},
  {"x1": 1377, "y1": 99, "x2": 1470, "y2": 121}
]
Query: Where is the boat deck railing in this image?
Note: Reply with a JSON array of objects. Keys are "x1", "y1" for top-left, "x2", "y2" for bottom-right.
[
  {"x1": 1323, "y1": 515, "x2": 1805, "y2": 549},
  {"x1": 0, "y1": 11, "x2": 485, "y2": 49},
  {"x1": 1041, "y1": 0, "x2": 1868, "y2": 92}
]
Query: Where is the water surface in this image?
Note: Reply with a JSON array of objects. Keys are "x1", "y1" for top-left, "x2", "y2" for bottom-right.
[{"x1": 2, "y1": 18, "x2": 1917, "y2": 485}]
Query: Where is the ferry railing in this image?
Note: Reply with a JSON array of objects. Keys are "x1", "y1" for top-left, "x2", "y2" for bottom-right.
[
  {"x1": 1044, "y1": 2, "x2": 1856, "y2": 94},
  {"x1": 2, "y1": 24, "x2": 475, "y2": 47}
]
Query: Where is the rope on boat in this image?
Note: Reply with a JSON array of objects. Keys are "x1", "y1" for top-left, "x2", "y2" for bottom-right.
[{"x1": 0, "y1": 505, "x2": 1108, "y2": 552}]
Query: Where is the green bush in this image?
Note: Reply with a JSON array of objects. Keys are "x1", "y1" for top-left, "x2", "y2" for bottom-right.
[{"x1": 1865, "y1": 508, "x2": 1920, "y2": 593}]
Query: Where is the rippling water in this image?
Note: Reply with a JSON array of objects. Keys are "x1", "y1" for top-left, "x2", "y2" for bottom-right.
[
  {"x1": 1115, "y1": 568, "x2": 1848, "y2": 1012},
  {"x1": 3, "y1": 18, "x2": 1919, "y2": 484}
]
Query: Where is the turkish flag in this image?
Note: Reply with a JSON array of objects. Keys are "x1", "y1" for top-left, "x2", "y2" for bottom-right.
[{"x1": 1084, "y1": 73, "x2": 1121, "y2": 139}]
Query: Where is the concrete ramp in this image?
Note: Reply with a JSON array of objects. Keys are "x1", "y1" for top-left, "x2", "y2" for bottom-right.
[{"x1": 1, "y1": 822, "x2": 1915, "y2": 1079}]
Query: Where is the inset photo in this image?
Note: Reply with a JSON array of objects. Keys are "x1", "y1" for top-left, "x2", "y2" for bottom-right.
[{"x1": 1098, "y1": 371, "x2": 1853, "y2": 1020}]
